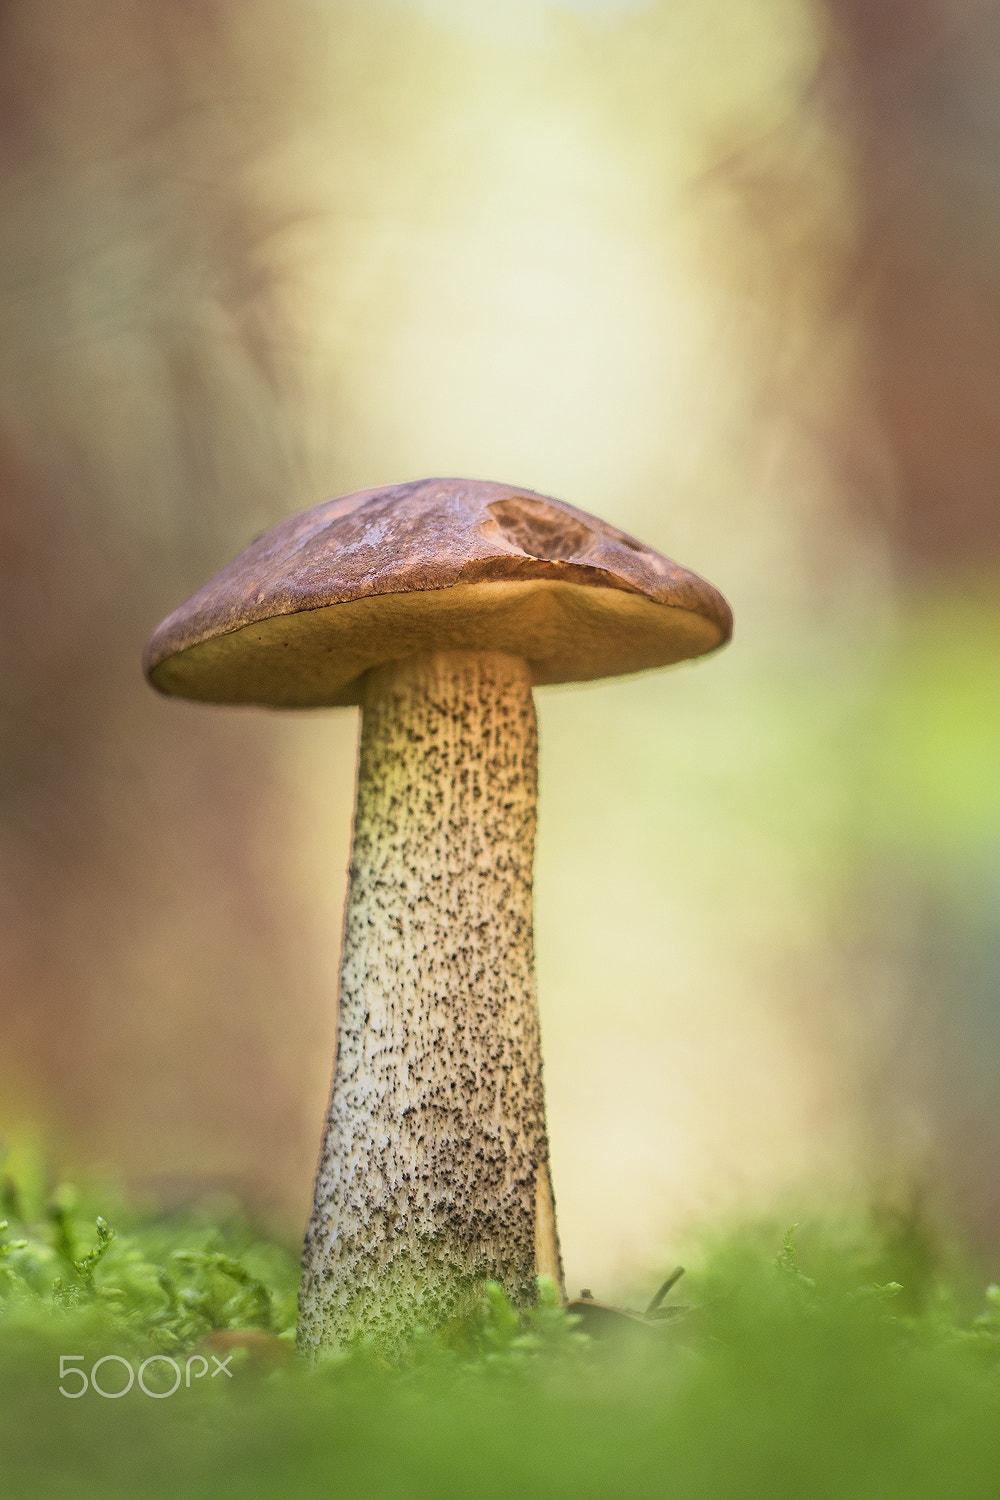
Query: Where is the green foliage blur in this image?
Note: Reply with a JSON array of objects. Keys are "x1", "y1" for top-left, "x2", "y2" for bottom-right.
[
  {"x1": 0, "y1": 1145, "x2": 299, "y2": 1361},
  {"x1": 4, "y1": 1155, "x2": 1000, "y2": 1497}
]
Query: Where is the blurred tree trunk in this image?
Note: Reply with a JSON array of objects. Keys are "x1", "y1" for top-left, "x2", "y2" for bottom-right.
[
  {"x1": 821, "y1": 0, "x2": 1000, "y2": 1244},
  {"x1": 824, "y1": 0, "x2": 1000, "y2": 567},
  {"x1": 0, "y1": 0, "x2": 341, "y2": 1226}
]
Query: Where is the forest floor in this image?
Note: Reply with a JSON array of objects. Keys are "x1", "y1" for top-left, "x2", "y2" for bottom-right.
[{"x1": 1, "y1": 1157, "x2": 999, "y2": 1498}]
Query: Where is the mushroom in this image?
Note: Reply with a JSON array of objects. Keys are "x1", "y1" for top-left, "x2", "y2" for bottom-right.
[{"x1": 143, "y1": 476, "x2": 732, "y2": 1355}]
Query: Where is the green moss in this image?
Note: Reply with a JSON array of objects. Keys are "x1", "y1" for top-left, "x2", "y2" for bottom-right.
[
  {"x1": 3, "y1": 1174, "x2": 1000, "y2": 1497},
  {"x1": 0, "y1": 1170, "x2": 299, "y2": 1359}
]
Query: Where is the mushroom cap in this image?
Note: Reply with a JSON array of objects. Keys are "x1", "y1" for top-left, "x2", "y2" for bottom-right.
[{"x1": 144, "y1": 477, "x2": 733, "y2": 707}]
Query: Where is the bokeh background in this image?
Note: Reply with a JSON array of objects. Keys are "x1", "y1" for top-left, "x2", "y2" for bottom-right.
[{"x1": 1, "y1": 0, "x2": 998, "y2": 1296}]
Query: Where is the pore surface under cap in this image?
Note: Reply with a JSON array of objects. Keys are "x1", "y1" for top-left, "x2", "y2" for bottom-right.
[{"x1": 144, "y1": 477, "x2": 733, "y2": 707}]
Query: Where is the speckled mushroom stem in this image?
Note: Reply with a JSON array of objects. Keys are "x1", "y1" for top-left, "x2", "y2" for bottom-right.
[{"x1": 298, "y1": 649, "x2": 563, "y2": 1356}]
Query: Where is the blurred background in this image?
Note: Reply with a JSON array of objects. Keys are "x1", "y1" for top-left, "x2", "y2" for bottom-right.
[{"x1": 1, "y1": 0, "x2": 998, "y2": 1295}]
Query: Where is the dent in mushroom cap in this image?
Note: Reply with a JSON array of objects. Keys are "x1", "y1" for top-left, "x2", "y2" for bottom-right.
[{"x1": 144, "y1": 477, "x2": 733, "y2": 707}]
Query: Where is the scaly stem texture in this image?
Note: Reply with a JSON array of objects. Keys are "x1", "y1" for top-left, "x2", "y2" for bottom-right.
[{"x1": 298, "y1": 650, "x2": 561, "y2": 1355}]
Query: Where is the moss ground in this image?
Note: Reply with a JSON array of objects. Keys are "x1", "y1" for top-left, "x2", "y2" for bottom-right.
[{"x1": 2, "y1": 1163, "x2": 1000, "y2": 1498}]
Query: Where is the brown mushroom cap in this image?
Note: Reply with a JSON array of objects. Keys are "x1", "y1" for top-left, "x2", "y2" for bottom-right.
[{"x1": 143, "y1": 477, "x2": 733, "y2": 707}]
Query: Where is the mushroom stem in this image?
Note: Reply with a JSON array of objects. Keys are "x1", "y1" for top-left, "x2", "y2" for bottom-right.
[{"x1": 298, "y1": 649, "x2": 563, "y2": 1354}]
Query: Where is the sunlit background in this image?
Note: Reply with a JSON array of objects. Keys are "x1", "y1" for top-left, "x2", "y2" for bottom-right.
[{"x1": 1, "y1": 0, "x2": 999, "y2": 1296}]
